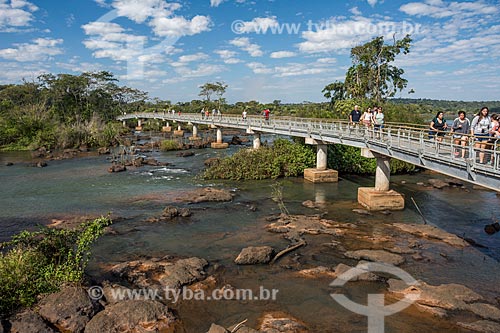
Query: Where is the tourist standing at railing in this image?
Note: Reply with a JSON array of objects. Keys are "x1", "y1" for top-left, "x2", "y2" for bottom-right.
[
  {"x1": 451, "y1": 111, "x2": 471, "y2": 158},
  {"x1": 242, "y1": 110, "x2": 247, "y2": 121},
  {"x1": 373, "y1": 107, "x2": 384, "y2": 131},
  {"x1": 200, "y1": 108, "x2": 205, "y2": 119},
  {"x1": 471, "y1": 107, "x2": 492, "y2": 164},
  {"x1": 349, "y1": 105, "x2": 361, "y2": 125},
  {"x1": 362, "y1": 108, "x2": 372, "y2": 127},
  {"x1": 263, "y1": 108, "x2": 270, "y2": 123},
  {"x1": 429, "y1": 111, "x2": 448, "y2": 142}
]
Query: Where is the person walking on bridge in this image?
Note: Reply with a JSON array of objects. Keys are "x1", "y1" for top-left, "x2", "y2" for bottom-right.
[
  {"x1": 263, "y1": 108, "x2": 270, "y2": 123},
  {"x1": 429, "y1": 111, "x2": 448, "y2": 142},
  {"x1": 451, "y1": 111, "x2": 471, "y2": 158},
  {"x1": 471, "y1": 107, "x2": 491, "y2": 164},
  {"x1": 349, "y1": 105, "x2": 361, "y2": 125}
]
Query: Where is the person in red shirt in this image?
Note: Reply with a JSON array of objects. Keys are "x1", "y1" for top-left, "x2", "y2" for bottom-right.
[{"x1": 263, "y1": 109, "x2": 270, "y2": 122}]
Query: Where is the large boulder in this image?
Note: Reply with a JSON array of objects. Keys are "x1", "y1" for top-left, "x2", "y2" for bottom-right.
[
  {"x1": 9, "y1": 310, "x2": 56, "y2": 333},
  {"x1": 84, "y1": 300, "x2": 177, "y2": 333},
  {"x1": 235, "y1": 246, "x2": 274, "y2": 265},
  {"x1": 37, "y1": 285, "x2": 98, "y2": 333},
  {"x1": 111, "y1": 257, "x2": 208, "y2": 290},
  {"x1": 457, "y1": 320, "x2": 500, "y2": 333}
]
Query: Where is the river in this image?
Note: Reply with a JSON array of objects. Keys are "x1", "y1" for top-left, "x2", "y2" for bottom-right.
[{"x1": 0, "y1": 134, "x2": 499, "y2": 332}]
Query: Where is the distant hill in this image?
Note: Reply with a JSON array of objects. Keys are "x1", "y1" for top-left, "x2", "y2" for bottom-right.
[{"x1": 390, "y1": 98, "x2": 500, "y2": 115}]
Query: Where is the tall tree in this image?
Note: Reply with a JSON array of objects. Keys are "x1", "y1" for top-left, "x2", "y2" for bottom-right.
[
  {"x1": 322, "y1": 81, "x2": 346, "y2": 109},
  {"x1": 345, "y1": 34, "x2": 412, "y2": 103},
  {"x1": 199, "y1": 81, "x2": 228, "y2": 110}
]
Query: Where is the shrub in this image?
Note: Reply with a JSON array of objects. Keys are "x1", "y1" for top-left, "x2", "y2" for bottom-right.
[
  {"x1": 0, "y1": 217, "x2": 111, "y2": 317},
  {"x1": 160, "y1": 139, "x2": 182, "y2": 151},
  {"x1": 203, "y1": 138, "x2": 316, "y2": 180}
]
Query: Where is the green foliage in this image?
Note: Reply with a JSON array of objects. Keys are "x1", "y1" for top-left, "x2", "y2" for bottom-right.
[
  {"x1": 160, "y1": 139, "x2": 182, "y2": 151},
  {"x1": 0, "y1": 217, "x2": 111, "y2": 316},
  {"x1": 327, "y1": 145, "x2": 415, "y2": 174},
  {"x1": 203, "y1": 139, "x2": 315, "y2": 180}
]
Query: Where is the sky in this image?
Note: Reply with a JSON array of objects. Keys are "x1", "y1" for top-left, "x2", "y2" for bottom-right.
[{"x1": 0, "y1": 0, "x2": 499, "y2": 103}]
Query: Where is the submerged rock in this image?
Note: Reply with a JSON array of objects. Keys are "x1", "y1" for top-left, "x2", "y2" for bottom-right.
[
  {"x1": 235, "y1": 246, "x2": 274, "y2": 265},
  {"x1": 344, "y1": 250, "x2": 405, "y2": 266},
  {"x1": 428, "y1": 179, "x2": 449, "y2": 189},
  {"x1": 9, "y1": 310, "x2": 56, "y2": 333},
  {"x1": 37, "y1": 285, "x2": 98, "y2": 333},
  {"x1": 84, "y1": 300, "x2": 177, "y2": 333},
  {"x1": 111, "y1": 256, "x2": 208, "y2": 290},
  {"x1": 392, "y1": 223, "x2": 468, "y2": 248},
  {"x1": 147, "y1": 206, "x2": 192, "y2": 222},
  {"x1": 176, "y1": 187, "x2": 233, "y2": 204},
  {"x1": 108, "y1": 164, "x2": 126, "y2": 173}
]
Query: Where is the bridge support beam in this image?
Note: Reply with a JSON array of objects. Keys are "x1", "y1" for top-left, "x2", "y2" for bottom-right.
[
  {"x1": 358, "y1": 149, "x2": 404, "y2": 211},
  {"x1": 211, "y1": 128, "x2": 228, "y2": 149},
  {"x1": 189, "y1": 125, "x2": 200, "y2": 141},
  {"x1": 135, "y1": 119, "x2": 142, "y2": 131},
  {"x1": 173, "y1": 124, "x2": 184, "y2": 137},
  {"x1": 304, "y1": 138, "x2": 338, "y2": 183}
]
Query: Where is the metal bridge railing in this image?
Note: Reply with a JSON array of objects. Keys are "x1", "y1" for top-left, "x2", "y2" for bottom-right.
[{"x1": 117, "y1": 112, "x2": 500, "y2": 190}]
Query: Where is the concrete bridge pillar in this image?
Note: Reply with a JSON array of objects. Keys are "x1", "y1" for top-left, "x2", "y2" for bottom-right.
[
  {"x1": 358, "y1": 149, "x2": 404, "y2": 211},
  {"x1": 189, "y1": 125, "x2": 200, "y2": 141},
  {"x1": 304, "y1": 138, "x2": 338, "y2": 183},
  {"x1": 253, "y1": 133, "x2": 261, "y2": 149},
  {"x1": 162, "y1": 120, "x2": 172, "y2": 132},
  {"x1": 211, "y1": 128, "x2": 228, "y2": 149},
  {"x1": 173, "y1": 124, "x2": 184, "y2": 137},
  {"x1": 135, "y1": 119, "x2": 142, "y2": 131}
]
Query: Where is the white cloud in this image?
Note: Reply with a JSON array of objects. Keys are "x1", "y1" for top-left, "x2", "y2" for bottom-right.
[
  {"x1": 0, "y1": 38, "x2": 63, "y2": 62},
  {"x1": 112, "y1": 0, "x2": 180, "y2": 24},
  {"x1": 367, "y1": 0, "x2": 378, "y2": 8},
  {"x1": 400, "y1": 0, "x2": 498, "y2": 19},
  {"x1": 210, "y1": 0, "x2": 225, "y2": 7},
  {"x1": 350, "y1": 7, "x2": 362, "y2": 16},
  {"x1": 178, "y1": 52, "x2": 209, "y2": 63},
  {"x1": 236, "y1": 16, "x2": 279, "y2": 34},
  {"x1": 150, "y1": 15, "x2": 211, "y2": 37},
  {"x1": 214, "y1": 49, "x2": 241, "y2": 64},
  {"x1": 0, "y1": 61, "x2": 49, "y2": 83},
  {"x1": 247, "y1": 60, "x2": 337, "y2": 77},
  {"x1": 270, "y1": 51, "x2": 297, "y2": 59},
  {"x1": 229, "y1": 37, "x2": 263, "y2": 57},
  {"x1": 0, "y1": 0, "x2": 38, "y2": 30},
  {"x1": 424, "y1": 70, "x2": 445, "y2": 76},
  {"x1": 174, "y1": 64, "x2": 225, "y2": 78}
]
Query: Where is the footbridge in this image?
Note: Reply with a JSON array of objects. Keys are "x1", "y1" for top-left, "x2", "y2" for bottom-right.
[{"x1": 117, "y1": 112, "x2": 500, "y2": 209}]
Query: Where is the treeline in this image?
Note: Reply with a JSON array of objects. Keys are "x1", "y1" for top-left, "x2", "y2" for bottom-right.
[{"x1": 0, "y1": 71, "x2": 149, "y2": 150}]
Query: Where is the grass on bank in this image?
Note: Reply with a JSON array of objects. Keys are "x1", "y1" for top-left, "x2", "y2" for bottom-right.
[{"x1": 0, "y1": 217, "x2": 111, "y2": 317}]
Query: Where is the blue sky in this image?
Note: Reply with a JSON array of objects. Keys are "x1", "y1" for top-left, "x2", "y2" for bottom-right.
[{"x1": 0, "y1": 0, "x2": 499, "y2": 103}]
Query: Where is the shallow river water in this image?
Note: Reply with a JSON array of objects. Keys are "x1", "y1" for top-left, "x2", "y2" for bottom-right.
[{"x1": 0, "y1": 135, "x2": 499, "y2": 332}]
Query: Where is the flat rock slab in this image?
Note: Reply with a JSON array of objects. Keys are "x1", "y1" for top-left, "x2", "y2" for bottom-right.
[
  {"x1": 9, "y1": 310, "x2": 56, "y2": 333},
  {"x1": 387, "y1": 279, "x2": 489, "y2": 314},
  {"x1": 393, "y1": 223, "x2": 468, "y2": 248},
  {"x1": 37, "y1": 285, "x2": 97, "y2": 333},
  {"x1": 296, "y1": 266, "x2": 337, "y2": 278},
  {"x1": 457, "y1": 320, "x2": 500, "y2": 333},
  {"x1": 267, "y1": 214, "x2": 355, "y2": 240},
  {"x1": 175, "y1": 188, "x2": 233, "y2": 203},
  {"x1": 235, "y1": 246, "x2": 274, "y2": 265},
  {"x1": 84, "y1": 300, "x2": 177, "y2": 333},
  {"x1": 111, "y1": 257, "x2": 208, "y2": 290},
  {"x1": 258, "y1": 312, "x2": 309, "y2": 333},
  {"x1": 344, "y1": 250, "x2": 405, "y2": 266},
  {"x1": 333, "y1": 262, "x2": 381, "y2": 282}
]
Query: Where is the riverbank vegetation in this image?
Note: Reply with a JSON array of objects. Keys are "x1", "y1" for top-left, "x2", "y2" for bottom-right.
[
  {"x1": 203, "y1": 139, "x2": 315, "y2": 180},
  {"x1": 0, "y1": 217, "x2": 111, "y2": 317}
]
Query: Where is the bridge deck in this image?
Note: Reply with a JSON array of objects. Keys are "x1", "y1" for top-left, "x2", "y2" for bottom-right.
[{"x1": 117, "y1": 113, "x2": 500, "y2": 192}]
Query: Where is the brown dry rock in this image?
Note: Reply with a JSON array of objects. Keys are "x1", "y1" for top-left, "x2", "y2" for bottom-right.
[
  {"x1": 111, "y1": 256, "x2": 208, "y2": 290},
  {"x1": 296, "y1": 266, "x2": 337, "y2": 278},
  {"x1": 207, "y1": 323, "x2": 228, "y2": 333},
  {"x1": 467, "y1": 303, "x2": 500, "y2": 321},
  {"x1": 37, "y1": 285, "x2": 97, "y2": 333},
  {"x1": 344, "y1": 250, "x2": 405, "y2": 266},
  {"x1": 259, "y1": 312, "x2": 308, "y2": 333},
  {"x1": 235, "y1": 246, "x2": 274, "y2": 265},
  {"x1": 9, "y1": 310, "x2": 56, "y2": 333},
  {"x1": 392, "y1": 223, "x2": 468, "y2": 248},
  {"x1": 428, "y1": 179, "x2": 449, "y2": 189},
  {"x1": 457, "y1": 320, "x2": 500, "y2": 333},
  {"x1": 333, "y1": 263, "x2": 380, "y2": 282},
  {"x1": 387, "y1": 279, "x2": 483, "y2": 311},
  {"x1": 84, "y1": 300, "x2": 177, "y2": 333}
]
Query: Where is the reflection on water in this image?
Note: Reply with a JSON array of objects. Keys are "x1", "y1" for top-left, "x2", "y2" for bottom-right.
[{"x1": 0, "y1": 145, "x2": 499, "y2": 332}]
